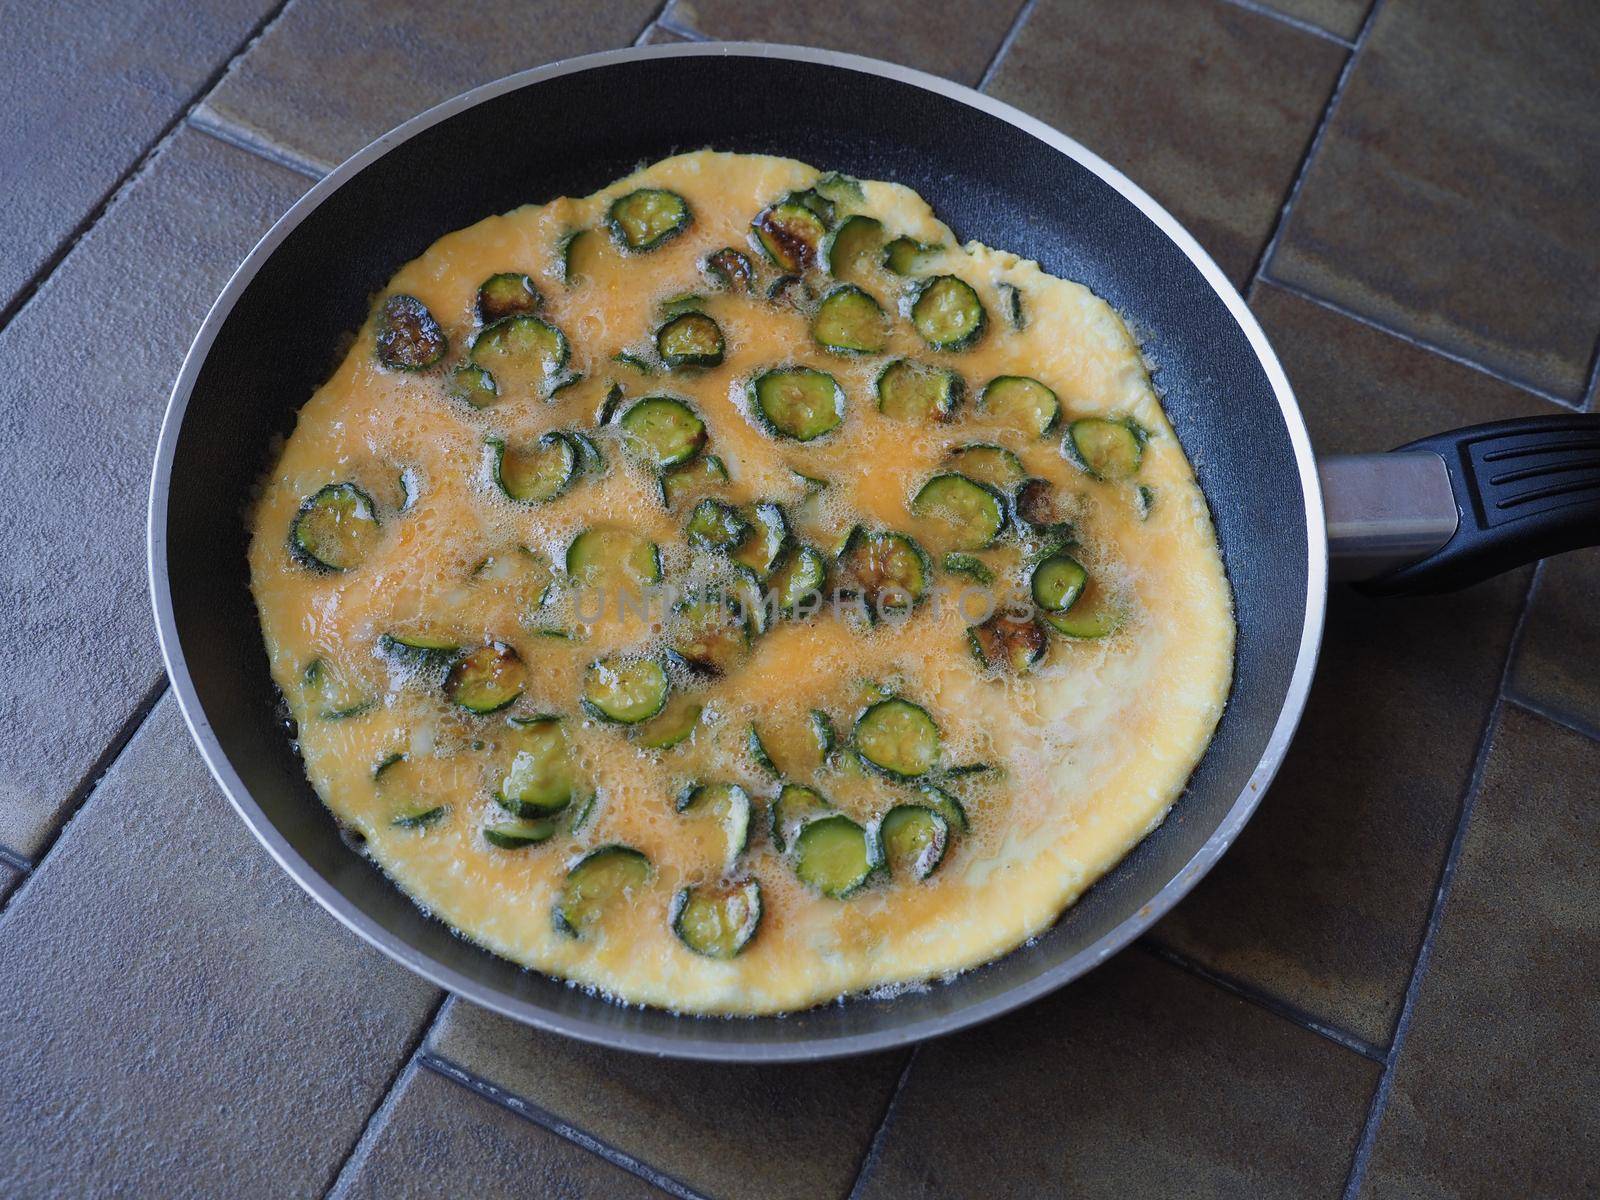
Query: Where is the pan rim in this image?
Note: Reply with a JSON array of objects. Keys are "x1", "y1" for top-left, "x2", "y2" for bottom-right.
[{"x1": 147, "y1": 41, "x2": 1328, "y2": 1061}]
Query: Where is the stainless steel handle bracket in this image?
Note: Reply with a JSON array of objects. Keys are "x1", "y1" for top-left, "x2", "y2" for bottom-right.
[{"x1": 1319, "y1": 451, "x2": 1459, "y2": 582}]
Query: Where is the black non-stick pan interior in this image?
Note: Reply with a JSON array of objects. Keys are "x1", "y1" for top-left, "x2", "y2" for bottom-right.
[{"x1": 158, "y1": 48, "x2": 1315, "y2": 1056}]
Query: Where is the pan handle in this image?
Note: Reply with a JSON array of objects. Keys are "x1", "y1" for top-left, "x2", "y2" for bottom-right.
[{"x1": 1321, "y1": 414, "x2": 1600, "y2": 595}]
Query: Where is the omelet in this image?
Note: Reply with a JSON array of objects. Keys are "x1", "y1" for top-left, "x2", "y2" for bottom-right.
[{"x1": 246, "y1": 151, "x2": 1234, "y2": 1014}]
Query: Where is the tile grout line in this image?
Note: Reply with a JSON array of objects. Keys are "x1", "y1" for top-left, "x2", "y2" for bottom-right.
[
  {"x1": 1340, "y1": 563, "x2": 1542, "y2": 1198},
  {"x1": 320, "y1": 992, "x2": 451, "y2": 1198},
  {"x1": 845, "y1": 1046, "x2": 920, "y2": 1200},
  {"x1": 419, "y1": 1050, "x2": 713, "y2": 1200},
  {"x1": 1259, "y1": 275, "x2": 1585, "y2": 411},
  {"x1": 977, "y1": 0, "x2": 1040, "y2": 93},
  {"x1": 1245, "y1": 0, "x2": 1381, "y2": 290},
  {"x1": 1137, "y1": 940, "x2": 1387, "y2": 1063},
  {"x1": 1216, "y1": 0, "x2": 1356, "y2": 47},
  {"x1": 0, "y1": 676, "x2": 170, "y2": 922},
  {"x1": 1502, "y1": 692, "x2": 1600, "y2": 746},
  {"x1": 0, "y1": 0, "x2": 296, "y2": 341},
  {"x1": 188, "y1": 109, "x2": 329, "y2": 181}
]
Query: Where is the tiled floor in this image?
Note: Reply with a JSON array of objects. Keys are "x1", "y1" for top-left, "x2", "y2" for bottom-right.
[{"x1": 2, "y1": 2, "x2": 1596, "y2": 1196}]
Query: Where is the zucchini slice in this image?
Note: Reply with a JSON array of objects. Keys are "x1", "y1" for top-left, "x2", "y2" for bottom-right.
[
  {"x1": 612, "y1": 350, "x2": 655, "y2": 376},
  {"x1": 812, "y1": 285, "x2": 888, "y2": 354},
  {"x1": 980, "y1": 376, "x2": 1059, "y2": 438},
  {"x1": 554, "y1": 845, "x2": 652, "y2": 937},
  {"x1": 557, "y1": 229, "x2": 599, "y2": 285},
  {"x1": 880, "y1": 805, "x2": 950, "y2": 880},
  {"x1": 619, "y1": 396, "x2": 706, "y2": 469},
  {"x1": 448, "y1": 363, "x2": 499, "y2": 409},
  {"x1": 837, "y1": 528, "x2": 931, "y2": 612},
  {"x1": 1136, "y1": 484, "x2": 1157, "y2": 520},
  {"x1": 968, "y1": 613, "x2": 1048, "y2": 674},
  {"x1": 813, "y1": 170, "x2": 864, "y2": 201},
  {"x1": 472, "y1": 545, "x2": 553, "y2": 610},
  {"x1": 672, "y1": 879, "x2": 763, "y2": 959},
  {"x1": 1012, "y1": 478, "x2": 1065, "y2": 531},
  {"x1": 945, "y1": 443, "x2": 1025, "y2": 488},
  {"x1": 392, "y1": 806, "x2": 448, "y2": 830},
  {"x1": 565, "y1": 528, "x2": 663, "y2": 590},
  {"x1": 854, "y1": 697, "x2": 941, "y2": 779},
  {"x1": 942, "y1": 552, "x2": 994, "y2": 586},
  {"x1": 675, "y1": 782, "x2": 753, "y2": 870},
  {"x1": 378, "y1": 632, "x2": 460, "y2": 668},
  {"x1": 769, "y1": 544, "x2": 827, "y2": 614},
  {"x1": 771, "y1": 782, "x2": 832, "y2": 852},
  {"x1": 702, "y1": 247, "x2": 754, "y2": 292},
  {"x1": 289, "y1": 483, "x2": 380, "y2": 572},
  {"x1": 656, "y1": 312, "x2": 726, "y2": 369},
  {"x1": 606, "y1": 188, "x2": 691, "y2": 252},
  {"x1": 375, "y1": 294, "x2": 446, "y2": 370},
  {"x1": 1041, "y1": 570, "x2": 1124, "y2": 639},
  {"x1": 495, "y1": 715, "x2": 574, "y2": 817},
  {"x1": 686, "y1": 498, "x2": 752, "y2": 552},
  {"x1": 1067, "y1": 418, "x2": 1144, "y2": 480},
  {"x1": 658, "y1": 292, "x2": 705, "y2": 318},
  {"x1": 487, "y1": 433, "x2": 578, "y2": 504},
  {"x1": 750, "y1": 367, "x2": 844, "y2": 442},
  {"x1": 751, "y1": 200, "x2": 827, "y2": 272},
  {"x1": 826, "y1": 214, "x2": 884, "y2": 278},
  {"x1": 809, "y1": 710, "x2": 837, "y2": 761},
  {"x1": 731, "y1": 501, "x2": 791, "y2": 578},
  {"x1": 746, "y1": 724, "x2": 779, "y2": 778},
  {"x1": 667, "y1": 592, "x2": 749, "y2": 676},
  {"x1": 998, "y1": 281, "x2": 1026, "y2": 330},
  {"x1": 659, "y1": 454, "x2": 728, "y2": 510},
  {"x1": 470, "y1": 315, "x2": 569, "y2": 397},
  {"x1": 634, "y1": 697, "x2": 703, "y2": 751},
  {"x1": 475, "y1": 272, "x2": 542, "y2": 324},
  {"x1": 766, "y1": 274, "x2": 814, "y2": 310},
  {"x1": 910, "y1": 473, "x2": 1007, "y2": 551},
  {"x1": 445, "y1": 642, "x2": 526, "y2": 714},
  {"x1": 483, "y1": 817, "x2": 558, "y2": 849},
  {"x1": 1031, "y1": 553, "x2": 1087, "y2": 613},
  {"x1": 916, "y1": 783, "x2": 970, "y2": 832},
  {"x1": 875, "y1": 358, "x2": 961, "y2": 422},
  {"x1": 911, "y1": 275, "x2": 986, "y2": 351},
  {"x1": 582, "y1": 656, "x2": 670, "y2": 724},
  {"x1": 302, "y1": 658, "x2": 374, "y2": 720},
  {"x1": 793, "y1": 815, "x2": 877, "y2": 898},
  {"x1": 731, "y1": 566, "x2": 771, "y2": 637},
  {"x1": 883, "y1": 237, "x2": 941, "y2": 275},
  {"x1": 566, "y1": 791, "x2": 598, "y2": 833}
]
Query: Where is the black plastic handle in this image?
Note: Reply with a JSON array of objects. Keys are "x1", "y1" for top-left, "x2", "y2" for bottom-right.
[{"x1": 1360, "y1": 414, "x2": 1600, "y2": 596}]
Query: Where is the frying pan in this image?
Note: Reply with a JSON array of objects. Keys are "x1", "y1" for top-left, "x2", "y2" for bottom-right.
[{"x1": 148, "y1": 44, "x2": 1600, "y2": 1060}]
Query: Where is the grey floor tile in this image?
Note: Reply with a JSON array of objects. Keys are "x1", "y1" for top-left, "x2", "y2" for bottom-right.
[
  {"x1": 858, "y1": 949, "x2": 1379, "y2": 1199},
  {"x1": 0, "y1": 127, "x2": 310, "y2": 858},
  {"x1": 1261, "y1": 0, "x2": 1370, "y2": 40},
  {"x1": 0, "y1": 860, "x2": 20, "y2": 906},
  {"x1": 0, "y1": 0, "x2": 276, "y2": 313},
  {"x1": 1269, "y1": 0, "x2": 1600, "y2": 401},
  {"x1": 0, "y1": 697, "x2": 441, "y2": 1198},
  {"x1": 1360, "y1": 705, "x2": 1600, "y2": 1198},
  {"x1": 987, "y1": 0, "x2": 1345, "y2": 285},
  {"x1": 199, "y1": 0, "x2": 660, "y2": 172},
  {"x1": 1507, "y1": 549, "x2": 1600, "y2": 738},
  {"x1": 666, "y1": 0, "x2": 1026, "y2": 85},
  {"x1": 429, "y1": 999, "x2": 904, "y2": 1200},
  {"x1": 332, "y1": 1063, "x2": 670, "y2": 1200},
  {"x1": 1152, "y1": 283, "x2": 1556, "y2": 1046}
]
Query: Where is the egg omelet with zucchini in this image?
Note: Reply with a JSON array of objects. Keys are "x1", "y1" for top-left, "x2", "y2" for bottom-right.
[{"x1": 247, "y1": 151, "x2": 1234, "y2": 1014}]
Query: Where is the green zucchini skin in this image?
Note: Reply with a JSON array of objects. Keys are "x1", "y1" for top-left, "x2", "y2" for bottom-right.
[
  {"x1": 667, "y1": 592, "x2": 750, "y2": 677},
  {"x1": 911, "y1": 275, "x2": 986, "y2": 351},
  {"x1": 875, "y1": 359, "x2": 962, "y2": 423},
  {"x1": 581, "y1": 657, "x2": 671, "y2": 725},
  {"x1": 792, "y1": 814, "x2": 878, "y2": 899},
  {"x1": 606, "y1": 189, "x2": 692, "y2": 252},
  {"x1": 826, "y1": 214, "x2": 884, "y2": 278},
  {"x1": 968, "y1": 613, "x2": 1049, "y2": 674},
  {"x1": 770, "y1": 783, "x2": 833, "y2": 853},
  {"x1": 730, "y1": 501, "x2": 792, "y2": 578},
  {"x1": 980, "y1": 376, "x2": 1060, "y2": 438},
  {"x1": 619, "y1": 396, "x2": 707, "y2": 469},
  {"x1": 750, "y1": 368, "x2": 845, "y2": 442},
  {"x1": 1031, "y1": 553, "x2": 1088, "y2": 613},
  {"x1": 302, "y1": 658, "x2": 375, "y2": 720},
  {"x1": 289, "y1": 482, "x2": 380, "y2": 573},
  {"x1": 448, "y1": 363, "x2": 499, "y2": 409},
  {"x1": 911, "y1": 473, "x2": 1008, "y2": 551},
  {"x1": 475, "y1": 272, "x2": 543, "y2": 324},
  {"x1": 942, "y1": 553, "x2": 995, "y2": 586},
  {"x1": 483, "y1": 817, "x2": 559, "y2": 849},
  {"x1": 672, "y1": 879, "x2": 763, "y2": 959},
  {"x1": 444, "y1": 642, "x2": 527, "y2": 714},
  {"x1": 565, "y1": 528, "x2": 663, "y2": 589},
  {"x1": 674, "y1": 782, "x2": 753, "y2": 869},
  {"x1": 879, "y1": 804, "x2": 950, "y2": 880},
  {"x1": 809, "y1": 710, "x2": 837, "y2": 762},
  {"x1": 686, "y1": 497, "x2": 752, "y2": 552},
  {"x1": 769, "y1": 544, "x2": 828, "y2": 615},
  {"x1": 836, "y1": 527, "x2": 932, "y2": 613},
  {"x1": 634, "y1": 698, "x2": 703, "y2": 751},
  {"x1": 391, "y1": 806, "x2": 449, "y2": 830},
  {"x1": 702, "y1": 247, "x2": 754, "y2": 292},
  {"x1": 375, "y1": 294, "x2": 446, "y2": 370},
  {"x1": 882, "y1": 237, "x2": 941, "y2": 275},
  {"x1": 812, "y1": 284, "x2": 888, "y2": 354},
  {"x1": 853, "y1": 697, "x2": 942, "y2": 779},
  {"x1": 659, "y1": 454, "x2": 728, "y2": 511},
  {"x1": 553, "y1": 845, "x2": 652, "y2": 937},
  {"x1": 746, "y1": 724, "x2": 780, "y2": 778},
  {"x1": 495, "y1": 716, "x2": 575, "y2": 817},
  {"x1": 751, "y1": 199, "x2": 828, "y2": 272},
  {"x1": 470, "y1": 314, "x2": 570, "y2": 396},
  {"x1": 487, "y1": 433, "x2": 579, "y2": 504},
  {"x1": 1067, "y1": 418, "x2": 1145, "y2": 480},
  {"x1": 916, "y1": 783, "x2": 970, "y2": 832},
  {"x1": 656, "y1": 312, "x2": 726, "y2": 369}
]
